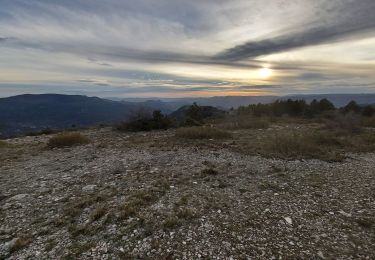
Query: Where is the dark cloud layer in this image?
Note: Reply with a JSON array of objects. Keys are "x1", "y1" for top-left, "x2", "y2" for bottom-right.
[{"x1": 216, "y1": 0, "x2": 375, "y2": 60}]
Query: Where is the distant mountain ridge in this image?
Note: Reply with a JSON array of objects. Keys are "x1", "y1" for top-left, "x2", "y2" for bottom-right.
[
  {"x1": 120, "y1": 94, "x2": 375, "y2": 109},
  {"x1": 0, "y1": 94, "x2": 175, "y2": 138},
  {"x1": 2, "y1": 93, "x2": 375, "y2": 138}
]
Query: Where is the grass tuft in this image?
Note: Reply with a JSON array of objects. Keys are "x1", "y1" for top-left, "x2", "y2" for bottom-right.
[
  {"x1": 9, "y1": 236, "x2": 32, "y2": 253},
  {"x1": 89, "y1": 204, "x2": 107, "y2": 222},
  {"x1": 201, "y1": 168, "x2": 219, "y2": 175},
  {"x1": 162, "y1": 216, "x2": 180, "y2": 230}
]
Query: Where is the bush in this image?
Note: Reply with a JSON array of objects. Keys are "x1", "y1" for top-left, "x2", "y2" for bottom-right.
[
  {"x1": 116, "y1": 110, "x2": 172, "y2": 132},
  {"x1": 175, "y1": 127, "x2": 231, "y2": 139},
  {"x1": 343, "y1": 100, "x2": 361, "y2": 114},
  {"x1": 47, "y1": 133, "x2": 90, "y2": 148}
]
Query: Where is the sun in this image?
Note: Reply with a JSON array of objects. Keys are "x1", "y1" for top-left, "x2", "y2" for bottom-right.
[{"x1": 258, "y1": 67, "x2": 273, "y2": 79}]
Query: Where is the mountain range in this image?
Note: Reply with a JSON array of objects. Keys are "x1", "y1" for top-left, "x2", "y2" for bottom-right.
[{"x1": 1, "y1": 93, "x2": 375, "y2": 138}]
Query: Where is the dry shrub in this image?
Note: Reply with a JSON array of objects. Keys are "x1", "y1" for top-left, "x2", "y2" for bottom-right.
[
  {"x1": 175, "y1": 126, "x2": 231, "y2": 139},
  {"x1": 47, "y1": 133, "x2": 90, "y2": 148}
]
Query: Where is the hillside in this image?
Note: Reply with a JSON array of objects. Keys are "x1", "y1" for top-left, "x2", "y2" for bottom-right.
[
  {"x1": 0, "y1": 94, "x2": 176, "y2": 138},
  {"x1": 1, "y1": 118, "x2": 374, "y2": 259}
]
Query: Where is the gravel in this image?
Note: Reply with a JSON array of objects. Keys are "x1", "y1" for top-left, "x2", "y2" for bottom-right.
[{"x1": 0, "y1": 127, "x2": 374, "y2": 259}]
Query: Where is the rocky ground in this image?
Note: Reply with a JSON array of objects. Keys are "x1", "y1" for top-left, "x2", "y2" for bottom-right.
[{"x1": 0, "y1": 127, "x2": 375, "y2": 259}]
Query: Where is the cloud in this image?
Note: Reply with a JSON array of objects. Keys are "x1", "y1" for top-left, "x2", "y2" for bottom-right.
[
  {"x1": 216, "y1": 0, "x2": 375, "y2": 60},
  {"x1": 238, "y1": 85, "x2": 279, "y2": 90},
  {"x1": 0, "y1": 36, "x2": 16, "y2": 43},
  {"x1": 1, "y1": 0, "x2": 375, "y2": 97},
  {"x1": 77, "y1": 78, "x2": 111, "y2": 86}
]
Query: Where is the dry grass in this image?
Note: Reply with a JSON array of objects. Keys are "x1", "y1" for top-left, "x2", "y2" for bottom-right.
[
  {"x1": 0, "y1": 140, "x2": 8, "y2": 148},
  {"x1": 89, "y1": 204, "x2": 107, "y2": 222},
  {"x1": 234, "y1": 128, "x2": 346, "y2": 162},
  {"x1": 47, "y1": 132, "x2": 90, "y2": 148},
  {"x1": 119, "y1": 189, "x2": 160, "y2": 220},
  {"x1": 234, "y1": 123, "x2": 375, "y2": 162},
  {"x1": 176, "y1": 208, "x2": 196, "y2": 220},
  {"x1": 175, "y1": 126, "x2": 231, "y2": 139},
  {"x1": 262, "y1": 132, "x2": 345, "y2": 161},
  {"x1": 9, "y1": 236, "x2": 32, "y2": 253},
  {"x1": 324, "y1": 113, "x2": 362, "y2": 134},
  {"x1": 162, "y1": 216, "x2": 181, "y2": 230},
  {"x1": 201, "y1": 168, "x2": 219, "y2": 175},
  {"x1": 220, "y1": 116, "x2": 270, "y2": 130},
  {"x1": 361, "y1": 116, "x2": 375, "y2": 128}
]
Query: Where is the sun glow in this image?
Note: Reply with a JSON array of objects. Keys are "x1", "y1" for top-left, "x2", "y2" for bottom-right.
[{"x1": 258, "y1": 67, "x2": 273, "y2": 79}]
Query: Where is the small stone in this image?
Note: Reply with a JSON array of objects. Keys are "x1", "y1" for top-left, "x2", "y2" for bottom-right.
[
  {"x1": 317, "y1": 251, "x2": 325, "y2": 259},
  {"x1": 82, "y1": 185, "x2": 97, "y2": 193},
  {"x1": 339, "y1": 210, "x2": 351, "y2": 217},
  {"x1": 284, "y1": 217, "x2": 293, "y2": 225}
]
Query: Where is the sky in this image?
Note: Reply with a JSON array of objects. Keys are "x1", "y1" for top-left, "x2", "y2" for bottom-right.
[{"x1": 1, "y1": 0, "x2": 375, "y2": 98}]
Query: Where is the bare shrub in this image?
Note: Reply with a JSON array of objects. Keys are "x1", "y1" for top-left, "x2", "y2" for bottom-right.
[{"x1": 47, "y1": 133, "x2": 90, "y2": 148}]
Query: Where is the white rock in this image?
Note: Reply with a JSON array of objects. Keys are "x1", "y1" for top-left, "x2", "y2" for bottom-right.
[
  {"x1": 82, "y1": 185, "x2": 97, "y2": 193},
  {"x1": 317, "y1": 251, "x2": 325, "y2": 259},
  {"x1": 339, "y1": 210, "x2": 351, "y2": 217},
  {"x1": 284, "y1": 217, "x2": 293, "y2": 225},
  {"x1": 8, "y1": 194, "x2": 29, "y2": 201}
]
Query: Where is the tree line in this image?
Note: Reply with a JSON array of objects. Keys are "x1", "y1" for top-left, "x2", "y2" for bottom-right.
[{"x1": 237, "y1": 99, "x2": 375, "y2": 117}]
